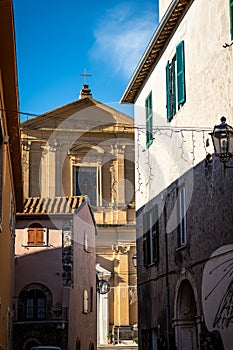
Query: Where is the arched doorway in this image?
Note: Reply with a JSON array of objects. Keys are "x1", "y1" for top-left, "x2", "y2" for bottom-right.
[
  {"x1": 23, "y1": 338, "x2": 40, "y2": 350},
  {"x1": 174, "y1": 279, "x2": 198, "y2": 350}
]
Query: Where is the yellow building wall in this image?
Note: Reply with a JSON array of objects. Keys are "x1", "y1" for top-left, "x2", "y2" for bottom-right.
[{"x1": 0, "y1": 99, "x2": 17, "y2": 350}]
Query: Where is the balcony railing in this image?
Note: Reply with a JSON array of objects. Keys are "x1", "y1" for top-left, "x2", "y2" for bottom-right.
[{"x1": 14, "y1": 305, "x2": 69, "y2": 322}]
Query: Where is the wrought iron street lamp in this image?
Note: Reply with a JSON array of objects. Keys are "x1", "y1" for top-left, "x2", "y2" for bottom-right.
[
  {"x1": 210, "y1": 117, "x2": 233, "y2": 169},
  {"x1": 96, "y1": 278, "x2": 110, "y2": 294}
]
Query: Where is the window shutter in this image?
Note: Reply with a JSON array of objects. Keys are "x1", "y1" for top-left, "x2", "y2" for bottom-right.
[
  {"x1": 152, "y1": 231, "x2": 157, "y2": 262},
  {"x1": 28, "y1": 228, "x2": 35, "y2": 245},
  {"x1": 36, "y1": 228, "x2": 44, "y2": 244},
  {"x1": 152, "y1": 206, "x2": 159, "y2": 262},
  {"x1": 176, "y1": 41, "x2": 186, "y2": 105},
  {"x1": 143, "y1": 213, "x2": 148, "y2": 266},
  {"x1": 230, "y1": 0, "x2": 233, "y2": 40},
  {"x1": 166, "y1": 62, "x2": 171, "y2": 121},
  {"x1": 143, "y1": 234, "x2": 147, "y2": 266},
  {"x1": 145, "y1": 92, "x2": 153, "y2": 147},
  {"x1": 171, "y1": 59, "x2": 177, "y2": 116}
]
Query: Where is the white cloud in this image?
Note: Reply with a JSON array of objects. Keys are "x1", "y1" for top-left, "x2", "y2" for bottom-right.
[{"x1": 90, "y1": 2, "x2": 158, "y2": 78}]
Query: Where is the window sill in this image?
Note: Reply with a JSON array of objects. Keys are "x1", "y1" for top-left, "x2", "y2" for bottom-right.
[
  {"x1": 144, "y1": 260, "x2": 159, "y2": 268},
  {"x1": 176, "y1": 243, "x2": 189, "y2": 252},
  {"x1": 22, "y1": 244, "x2": 48, "y2": 248}
]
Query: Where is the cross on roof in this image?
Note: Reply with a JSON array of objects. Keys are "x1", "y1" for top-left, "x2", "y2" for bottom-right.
[{"x1": 80, "y1": 68, "x2": 92, "y2": 84}]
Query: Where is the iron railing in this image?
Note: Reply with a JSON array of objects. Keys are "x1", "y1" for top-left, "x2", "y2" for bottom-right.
[{"x1": 14, "y1": 305, "x2": 69, "y2": 322}]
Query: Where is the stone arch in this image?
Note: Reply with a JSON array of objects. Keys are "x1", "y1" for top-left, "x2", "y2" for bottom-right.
[
  {"x1": 23, "y1": 337, "x2": 40, "y2": 350},
  {"x1": 29, "y1": 222, "x2": 43, "y2": 228},
  {"x1": 70, "y1": 142, "x2": 104, "y2": 155},
  {"x1": 89, "y1": 341, "x2": 95, "y2": 350},
  {"x1": 76, "y1": 337, "x2": 81, "y2": 350},
  {"x1": 173, "y1": 273, "x2": 199, "y2": 350}
]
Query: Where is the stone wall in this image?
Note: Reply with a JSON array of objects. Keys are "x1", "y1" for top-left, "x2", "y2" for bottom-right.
[{"x1": 136, "y1": 157, "x2": 233, "y2": 349}]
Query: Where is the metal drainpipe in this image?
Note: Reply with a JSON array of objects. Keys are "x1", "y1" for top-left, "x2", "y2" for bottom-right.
[{"x1": 164, "y1": 195, "x2": 171, "y2": 350}]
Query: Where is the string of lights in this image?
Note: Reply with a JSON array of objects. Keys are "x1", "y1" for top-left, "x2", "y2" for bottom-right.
[{"x1": 0, "y1": 107, "x2": 213, "y2": 132}]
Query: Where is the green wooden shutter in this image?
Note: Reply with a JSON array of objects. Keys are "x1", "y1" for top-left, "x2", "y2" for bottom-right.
[
  {"x1": 166, "y1": 62, "x2": 171, "y2": 121},
  {"x1": 172, "y1": 59, "x2": 177, "y2": 116},
  {"x1": 145, "y1": 92, "x2": 153, "y2": 148},
  {"x1": 230, "y1": 0, "x2": 233, "y2": 40},
  {"x1": 176, "y1": 40, "x2": 186, "y2": 105}
]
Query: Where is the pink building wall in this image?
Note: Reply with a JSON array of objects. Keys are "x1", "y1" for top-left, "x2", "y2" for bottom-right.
[{"x1": 14, "y1": 200, "x2": 96, "y2": 350}]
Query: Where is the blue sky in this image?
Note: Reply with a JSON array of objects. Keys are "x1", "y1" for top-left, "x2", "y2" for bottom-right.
[{"x1": 13, "y1": 0, "x2": 159, "y2": 119}]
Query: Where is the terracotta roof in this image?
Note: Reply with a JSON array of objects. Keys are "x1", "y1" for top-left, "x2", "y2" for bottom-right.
[
  {"x1": 121, "y1": 0, "x2": 194, "y2": 104},
  {"x1": 22, "y1": 196, "x2": 87, "y2": 215}
]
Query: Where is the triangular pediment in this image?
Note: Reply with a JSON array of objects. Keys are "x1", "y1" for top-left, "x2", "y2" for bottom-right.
[{"x1": 21, "y1": 97, "x2": 133, "y2": 132}]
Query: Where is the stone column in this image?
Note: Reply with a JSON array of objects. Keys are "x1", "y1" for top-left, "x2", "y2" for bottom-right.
[
  {"x1": 47, "y1": 141, "x2": 57, "y2": 197},
  {"x1": 96, "y1": 265, "x2": 111, "y2": 345},
  {"x1": 112, "y1": 245, "x2": 130, "y2": 340},
  {"x1": 97, "y1": 292, "x2": 110, "y2": 344},
  {"x1": 110, "y1": 145, "x2": 126, "y2": 208},
  {"x1": 22, "y1": 140, "x2": 31, "y2": 198}
]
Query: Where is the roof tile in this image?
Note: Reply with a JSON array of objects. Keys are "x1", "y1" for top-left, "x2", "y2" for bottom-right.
[{"x1": 22, "y1": 196, "x2": 86, "y2": 215}]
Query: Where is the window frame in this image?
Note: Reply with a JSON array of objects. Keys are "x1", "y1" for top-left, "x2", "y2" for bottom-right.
[
  {"x1": 145, "y1": 91, "x2": 153, "y2": 149},
  {"x1": 27, "y1": 224, "x2": 47, "y2": 246},
  {"x1": 143, "y1": 205, "x2": 159, "y2": 267},
  {"x1": 177, "y1": 186, "x2": 187, "y2": 247},
  {"x1": 23, "y1": 289, "x2": 47, "y2": 320},
  {"x1": 73, "y1": 165, "x2": 100, "y2": 206},
  {"x1": 166, "y1": 40, "x2": 186, "y2": 122}
]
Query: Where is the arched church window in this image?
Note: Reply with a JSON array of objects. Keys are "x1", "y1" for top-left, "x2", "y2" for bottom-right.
[{"x1": 18, "y1": 283, "x2": 52, "y2": 321}]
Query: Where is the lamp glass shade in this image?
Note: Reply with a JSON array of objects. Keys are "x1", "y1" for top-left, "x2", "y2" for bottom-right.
[
  {"x1": 132, "y1": 254, "x2": 137, "y2": 268},
  {"x1": 97, "y1": 279, "x2": 110, "y2": 294},
  {"x1": 210, "y1": 117, "x2": 233, "y2": 159}
]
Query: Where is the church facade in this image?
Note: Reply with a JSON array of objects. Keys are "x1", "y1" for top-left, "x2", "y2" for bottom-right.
[{"x1": 20, "y1": 85, "x2": 138, "y2": 346}]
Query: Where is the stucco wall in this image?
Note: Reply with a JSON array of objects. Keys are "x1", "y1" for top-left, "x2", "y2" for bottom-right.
[
  {"x1": 15, "y1": 219, "x2": 64, "y2": 308},
  {"x1": 134, "y1": 0, "x2": 233, "y2": 211},
  {"x1": 68, "y1": 203, "x2": 97, "y2": 350}
]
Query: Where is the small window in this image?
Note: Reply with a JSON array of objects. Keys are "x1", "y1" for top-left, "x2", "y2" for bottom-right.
[
  {"x1": 145, "y1": 91, "x2": 153, "y2": 148},
  {"x1": 90, "y1": 287, "x2": 93, "y2": 312},
  {"x1": 76, "y1": 338, "x2": 81, "y2": 350},
  {"x1": 177, "y1": 186, "x2": 187, "y2": 246},
  {"x1": 166, "y1": 41, "x2": 186, "y2": 122},
  {"x1": 83, "y1": 289, "x2": 89, "y2": 314},
  {"x1": 143, "y1": 205, "x2": 159, "y2": 266},
  {"x1": 84, "y1": 232, "x2": 89, "y2": 252},
  {"x1": 27, "y1": 223, "x2": 47, "y2": 246}
]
